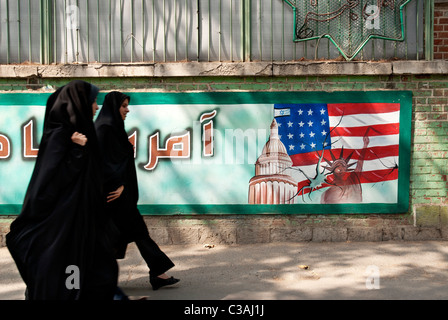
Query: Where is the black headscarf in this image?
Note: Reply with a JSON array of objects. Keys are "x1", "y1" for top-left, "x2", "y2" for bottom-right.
[
  {"x1": 6, "y1": 80, "x2": 117, "y2": 300},
  {"x1": 95, "y1": 91, "x2": 135, "y2": 195}
]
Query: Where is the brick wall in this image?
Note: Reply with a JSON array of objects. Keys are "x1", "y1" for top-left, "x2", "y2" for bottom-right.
[
  {"x1": 435, "y1": 1, "x2": 448, "y2": 60},
  {"x1": 1, "y1": 68, "x2": 448, "y2": 244}
]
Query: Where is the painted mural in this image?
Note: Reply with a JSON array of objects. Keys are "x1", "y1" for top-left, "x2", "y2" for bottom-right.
[
  {"x1": 250, "y1": 102, "x2": 401, "y2": 205},
  {"x1": 0, "y1": 91, "x2": 411, "y2": 215}
]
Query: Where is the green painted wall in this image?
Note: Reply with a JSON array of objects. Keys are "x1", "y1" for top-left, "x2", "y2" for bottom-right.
[
  {"x1": 3, "y1": 74, "x2": 446, "y2": 208},
  {"x1": 1, "y1": 74, "x2": 447, "y2": 243}
]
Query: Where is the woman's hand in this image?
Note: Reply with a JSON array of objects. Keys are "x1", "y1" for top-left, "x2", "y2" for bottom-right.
[
  {"x1": 107, "y1": 185, "x2": 124, "y2": 203},
  {"x1": 71, "y1": 132, "x2": 87, "y2": 146}
]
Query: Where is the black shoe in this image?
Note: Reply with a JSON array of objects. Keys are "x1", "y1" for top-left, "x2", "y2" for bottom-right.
[
  {"x1": 113, "y1": 287, "x2": 129, "y2": 300},
  {"x1": 150, "y1": 276, "x2": 180, "y2": 290}
]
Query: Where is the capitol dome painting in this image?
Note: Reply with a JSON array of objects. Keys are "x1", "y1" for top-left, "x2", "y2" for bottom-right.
[{"x1": 248, "y1": 119, "x2": 297, "y2": 204}]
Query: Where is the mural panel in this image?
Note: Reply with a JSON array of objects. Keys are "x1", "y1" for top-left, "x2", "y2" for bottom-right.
[{"x1": 0, "y1": 91, "x2": 411, "y2": 214}]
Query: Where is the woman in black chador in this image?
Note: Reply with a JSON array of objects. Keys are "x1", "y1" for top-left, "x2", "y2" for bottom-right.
[
  {"x1": 6, "y1": 80, "x2": 118, "y2": 300},
  {"x1": 95, "y1": 91, "x2": 179, "y2": 290}
]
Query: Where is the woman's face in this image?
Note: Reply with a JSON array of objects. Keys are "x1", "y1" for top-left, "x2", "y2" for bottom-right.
[
  {"x1": 119, "y1": 99, "x2": 130, "y2": 121},
  {"x1": 92, "y1": 98, "x2": 99, "y2": 118}
]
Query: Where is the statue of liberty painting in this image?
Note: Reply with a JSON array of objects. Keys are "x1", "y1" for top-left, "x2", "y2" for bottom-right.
[{"x1": 321, "y1": 134, "x2": 370, "y2": 204}]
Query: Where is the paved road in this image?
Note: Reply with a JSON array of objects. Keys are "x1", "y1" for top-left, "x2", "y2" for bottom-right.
[{"x1": 1, "y1": 241, "x2": 448, "y2": 300}]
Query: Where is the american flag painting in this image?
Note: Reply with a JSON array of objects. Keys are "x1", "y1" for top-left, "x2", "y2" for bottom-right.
[{"x1": 274, "y1": 103, "x2": 400, "y2": 204}]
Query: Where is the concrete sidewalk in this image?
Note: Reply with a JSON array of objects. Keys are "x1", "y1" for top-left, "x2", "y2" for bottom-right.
[{"x1": 1, "y1": 241, "x2": 448, "y2": 300}]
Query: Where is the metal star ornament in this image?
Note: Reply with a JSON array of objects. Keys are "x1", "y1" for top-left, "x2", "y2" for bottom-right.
[{"x1": 284, "y1": 0, "x2": 412, "y2": 60}]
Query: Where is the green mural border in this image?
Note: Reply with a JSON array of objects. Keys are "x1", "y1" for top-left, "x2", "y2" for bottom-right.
[{"x1": 0, "y1": 91, "x2": 412, "y2": 215}]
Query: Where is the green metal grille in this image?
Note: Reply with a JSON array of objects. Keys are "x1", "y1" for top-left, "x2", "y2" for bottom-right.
[
  {"x1": 284, "y1": 0, "x2": 412, "y2": 60},
  {"x1": 0, "y1": 0, "x2": 430, "y2": 64}
]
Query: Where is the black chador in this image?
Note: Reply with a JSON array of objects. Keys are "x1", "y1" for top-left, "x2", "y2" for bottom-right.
[
  {"x1": 6, "y1": 81, "x2": 118, "y2": 300},
  {"x1": 95, "y1": 92, "x2": 176, "y2": 284}
]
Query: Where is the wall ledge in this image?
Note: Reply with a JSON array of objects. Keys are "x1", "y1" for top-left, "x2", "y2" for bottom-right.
[{"x1": 0, "y1": 60, "x2": 447, "y2": 79}]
